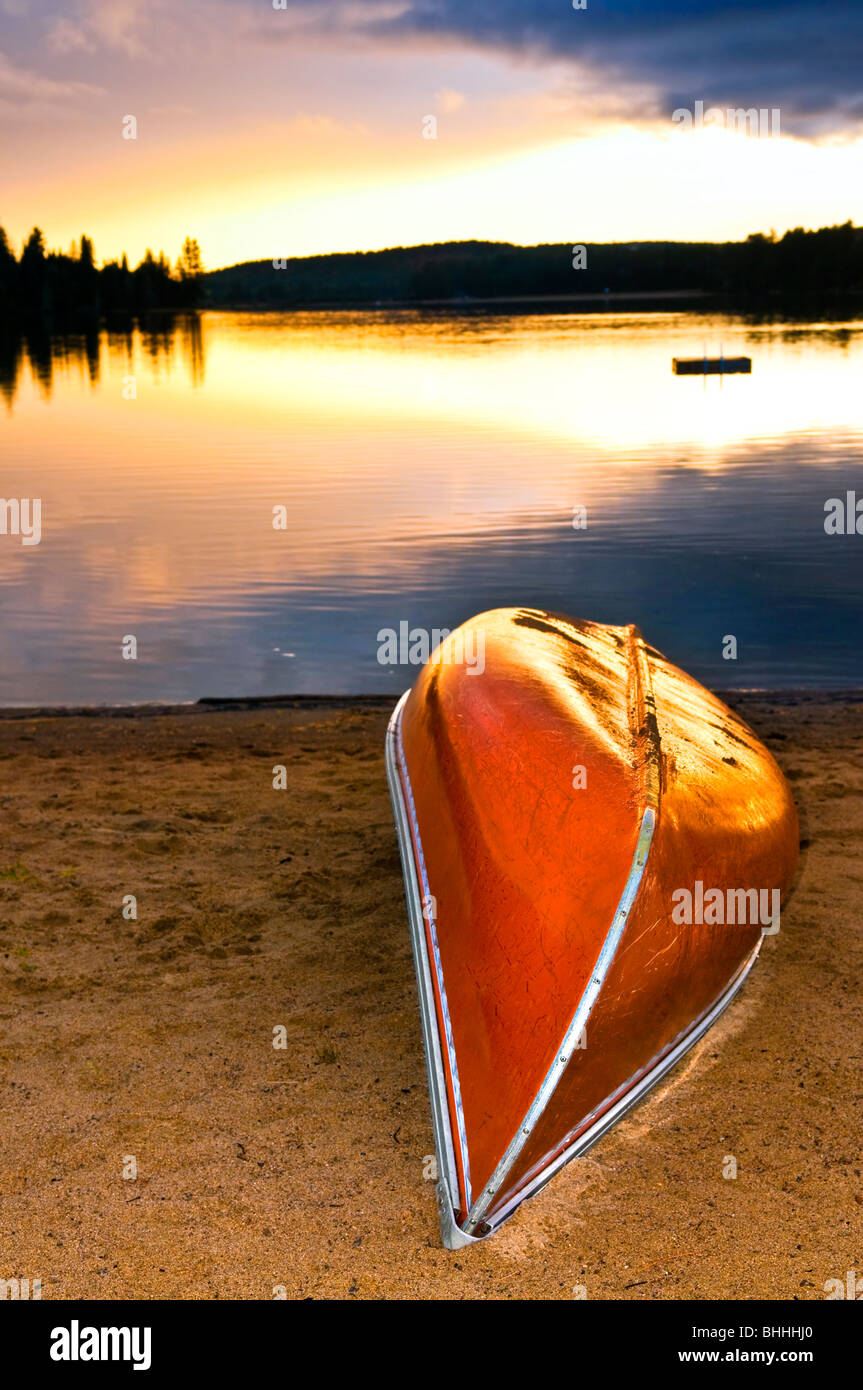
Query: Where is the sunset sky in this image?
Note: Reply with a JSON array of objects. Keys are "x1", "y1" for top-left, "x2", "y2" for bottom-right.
[{"x1": 1, "y1": 0, "x2": 862, "y2": 270}]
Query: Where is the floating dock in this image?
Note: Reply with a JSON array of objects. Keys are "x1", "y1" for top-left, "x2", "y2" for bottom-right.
[{"x1": 672, "y1": 355, "x2": 752, "y2": 375}]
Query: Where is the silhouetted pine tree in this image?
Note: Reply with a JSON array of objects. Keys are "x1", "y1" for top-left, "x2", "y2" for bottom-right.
[
  {"x1": 0, "y1": 227, "x2": 204, "y2": 317},
  {"x1": 19, "y1": 227, "x2": 48, "y2": 311},
  {"x1": 0, "y1": 225, "x2": 16, "y2": 301}
]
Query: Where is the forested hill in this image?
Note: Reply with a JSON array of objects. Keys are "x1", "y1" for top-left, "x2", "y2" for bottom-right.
[{"x1": 204, "y1": 223, "x2": 863, "y2": 308}]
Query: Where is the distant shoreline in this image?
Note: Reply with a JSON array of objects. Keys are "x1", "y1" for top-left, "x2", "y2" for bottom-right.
[
  {"x1": 206, "y1": 287, "x2": 713, "y2": 312},
  {"x1": 1, "y1": 689, "x2": 861, "y2": 720},
  {"x1": 202, "y1": 225, "x2": 863, "y2": 313},
  {"x1": 5, "y1": 223, "x2": 862, "y2": 319},
  {"x1": 8, "y1": 285, "x2": 860, "y2": 323}
]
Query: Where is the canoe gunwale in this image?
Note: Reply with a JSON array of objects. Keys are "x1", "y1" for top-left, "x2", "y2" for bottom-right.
[
  {"x1": 483, "y1": 935, "x2": 762, "y2": 1234},
  {"x1": 460, "y1": 621, "x2": 663, "y2": 1234},
  {"x1": 386, "y1": 690, "x2": 479, "y2": 1249},
  {"x1": 461, "y1": 802, "x2": 657, "y2": 1234}
]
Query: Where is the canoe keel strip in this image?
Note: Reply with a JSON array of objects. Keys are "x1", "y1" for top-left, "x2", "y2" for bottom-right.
[{"x1": 385, "y1": 609, "x2": 799, "y2": 1245}]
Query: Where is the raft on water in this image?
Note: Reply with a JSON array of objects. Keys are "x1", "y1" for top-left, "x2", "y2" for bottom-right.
[
  {"x1": 386, "y1": 608, "x2": 798, "y2": 1245},
  {"x1": 673, "y1": 355, "x2": 752, "y2": 374}
]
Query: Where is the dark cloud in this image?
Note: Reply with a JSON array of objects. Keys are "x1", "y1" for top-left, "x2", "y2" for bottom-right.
[{"x1": 285, "y1": 0, "x2": 863, "y2": 136}]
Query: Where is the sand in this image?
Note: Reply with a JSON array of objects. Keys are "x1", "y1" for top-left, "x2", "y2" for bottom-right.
[{"x1": 0, "y1": 693, "x2": 860, "y2": 1301}]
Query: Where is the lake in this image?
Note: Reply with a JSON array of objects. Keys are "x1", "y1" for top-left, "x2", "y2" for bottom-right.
[{"x1": 1, "y1": 307, "x2": 861, "y2": 705}]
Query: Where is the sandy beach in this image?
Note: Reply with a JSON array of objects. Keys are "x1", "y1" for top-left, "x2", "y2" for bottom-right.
[{"x1": 0, "y1": 692, "x2": 860, "y2": 1301}]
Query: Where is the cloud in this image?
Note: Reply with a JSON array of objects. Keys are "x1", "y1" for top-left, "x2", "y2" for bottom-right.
[
  {"x1": 260, "y1": 0, "x2": 863, "y2": 136},
  {"x1": 84, "y1": 0, "x2": 150, "y2": 57},
  {"x1": 435, "y1": 87, "x2": 465, "y2": 114},
  {"x1": 44, "y1": 0, "x2": 185, "y2": 61},
  {"x1": 46, "y1": 19, "x2": 96, "y2": 55},
  {"x1": 0, "y1": 48, "x2": 102, "y2": 116}
]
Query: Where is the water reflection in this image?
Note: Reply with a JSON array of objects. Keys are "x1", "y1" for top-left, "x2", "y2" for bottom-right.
[
  {"x1": 0, "y1": 308, "x2": 861, "y2": 703},
  {"x1": 0, "y1": 312, "x2": 205, "y2": 407}
]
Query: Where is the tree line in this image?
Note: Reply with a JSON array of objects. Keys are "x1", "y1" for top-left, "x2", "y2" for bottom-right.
[
  {"x1": 205, "y1": 222, "x2": 863, "y2": 307},
  {"x1": 0, "y1": 227, "x2": 204, "y2": 316},
  {"x1": 3, "y1": 220, "x2": 860, "y2": 316}
]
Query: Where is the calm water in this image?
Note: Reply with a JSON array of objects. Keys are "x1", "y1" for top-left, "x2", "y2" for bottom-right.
[{"x1": 1, "y1": 308, "x2": 862, "y2": 704}]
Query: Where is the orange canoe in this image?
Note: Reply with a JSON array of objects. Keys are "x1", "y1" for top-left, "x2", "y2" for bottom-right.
[{"x1": 385, "y1": 608, "x2": 799, "y2": 1245}]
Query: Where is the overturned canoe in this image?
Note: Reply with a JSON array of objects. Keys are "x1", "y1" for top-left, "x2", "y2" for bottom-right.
[{"x1": 386, "y1": 608, "x2": 798, "y2": 1245}]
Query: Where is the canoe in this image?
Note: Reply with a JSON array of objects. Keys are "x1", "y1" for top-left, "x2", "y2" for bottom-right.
[{"x1": 385, "y1": 608, "x2": 798, "y2": 1245}]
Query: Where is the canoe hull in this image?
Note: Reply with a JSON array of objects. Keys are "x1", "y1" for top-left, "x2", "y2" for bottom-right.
[{"x1": 386, "y1": 609, "x2": 798, "y2": 1244}]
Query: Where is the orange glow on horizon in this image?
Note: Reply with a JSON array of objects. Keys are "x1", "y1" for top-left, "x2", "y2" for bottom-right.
[{"x1": 4, "y1": 120, "x2": 863, "y2": 272}]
